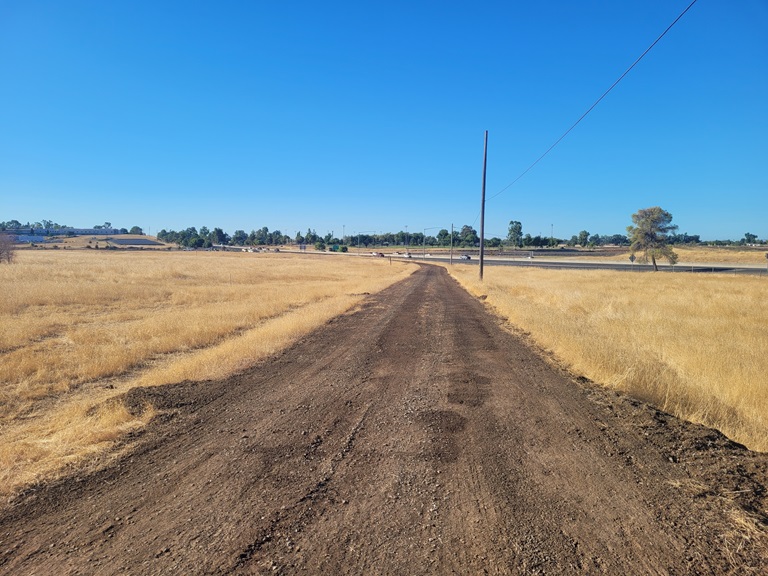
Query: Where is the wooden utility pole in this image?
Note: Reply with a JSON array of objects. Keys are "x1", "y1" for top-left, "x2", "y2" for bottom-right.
[{"x1": 479, "y1": 130, "x2": 488, "y2": 281}]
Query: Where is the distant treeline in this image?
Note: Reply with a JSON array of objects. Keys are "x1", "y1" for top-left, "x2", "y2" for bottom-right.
[
  {"x1": 156, "y1": 224, "x2": 765, "y2": 250},
  {"x1": 158, "y1": 225, "x2": 498, "y2": 249},
  {"x1": 157, "y1": 227, "x2": 292, "y2": 248},
  {"x1": 2, "y1": 219, "x2": 764, "y2": 248},
  {"x1": 156, "y1": 225, "x2": 624, "y2": 250},
  {"x1": 1, "y1": 220, "x2": 143, "y2": 235}
]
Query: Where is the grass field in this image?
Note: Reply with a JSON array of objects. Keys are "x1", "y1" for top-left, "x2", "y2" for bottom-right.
[
  {"x1": 595, "y1": 245, "x2": 768, "y2": 265},
  {"x1": 446, "y1": 263, "x2": 768, "y2": 452},
  {"x1": 26, "y1": 233, "x2": 174, "y2": 249},
  {"x1": 672, "y1": 245, "x2": 768, "y2": 265},
  {"x1": 0, "y1": 250, "x2": 415, "y2": 495},
  {"x1": 3, "y1": 245, "x2": 766, "y2": 496}
]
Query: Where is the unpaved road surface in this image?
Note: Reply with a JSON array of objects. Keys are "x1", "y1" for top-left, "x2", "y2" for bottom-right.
[{"x1": 2, "y1": 265, "x2": 767, "y2": 574}]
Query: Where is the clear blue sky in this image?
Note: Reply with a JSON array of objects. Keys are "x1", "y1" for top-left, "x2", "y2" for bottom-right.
[{"x1": 2, "y1": 0, "x2": 766, "y2": 241}]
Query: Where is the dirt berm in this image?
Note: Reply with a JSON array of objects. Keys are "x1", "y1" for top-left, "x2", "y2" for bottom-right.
[{"x1": 1, "y1": 265, "x2": 766, "y2": 574}]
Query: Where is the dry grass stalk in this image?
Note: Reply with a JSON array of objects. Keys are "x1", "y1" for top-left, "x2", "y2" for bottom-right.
[
  {"x1": 445, "y1": 264, "x2": 768, "y2": 452},
  {"x1": 0, "y1": 250, "x2": 415, "y2": 495}
]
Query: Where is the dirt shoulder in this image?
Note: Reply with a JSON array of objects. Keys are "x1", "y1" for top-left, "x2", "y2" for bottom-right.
[{"x1": 1, "y1": 265, "x2": 766, "y2": 574}]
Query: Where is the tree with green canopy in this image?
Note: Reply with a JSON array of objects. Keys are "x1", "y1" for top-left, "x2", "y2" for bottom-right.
[
  {"x1": 506, "y1": 221, "x2": 523, "y2": 248},
  {"x1": 627, "y1": 206, "x2": 679, "y2": 271}
]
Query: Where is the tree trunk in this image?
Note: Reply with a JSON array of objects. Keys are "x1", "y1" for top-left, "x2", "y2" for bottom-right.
[{"x1": 651, "y1": 254, "x2": 658, "y2": 271}]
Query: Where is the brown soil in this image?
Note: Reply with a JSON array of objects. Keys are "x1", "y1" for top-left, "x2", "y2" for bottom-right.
[{"x1": 1, "y1": 265, "x2": 767, "y2": 575}]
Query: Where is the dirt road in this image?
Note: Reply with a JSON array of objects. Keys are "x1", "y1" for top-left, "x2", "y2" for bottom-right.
[{"x1": 1, "y1": 265, "x2": 767, "y2": 574}]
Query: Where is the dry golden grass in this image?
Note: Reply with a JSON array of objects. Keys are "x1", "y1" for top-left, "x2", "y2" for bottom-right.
[
  {"x1": 674, "y1": 246, "x2": 768, "y2": 265},
  {"x1": 596, "y1": 245, "x2": 768, "y2": 265},
  {"x1": 25, "y1": 234, "x2": 173, "y2": 249},
  {"x1": 445, "y1": 264, "x2": 768, "y2": 452},
  {"x1": 0, "y1": 250, "x2": 415, "y2": 495}
]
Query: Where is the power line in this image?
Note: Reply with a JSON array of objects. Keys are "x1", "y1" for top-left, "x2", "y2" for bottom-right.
[{"x1": 488, "y1": 0, "x2": 699, "y2": 202}]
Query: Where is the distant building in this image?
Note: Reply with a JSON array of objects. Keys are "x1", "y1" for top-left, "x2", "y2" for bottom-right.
[
  {"x1": 4, "y1": 227, "x2": 123, "y2": 236},
  {"x1": 16, "y1": 235, "x2": 48, "y2": 243}
]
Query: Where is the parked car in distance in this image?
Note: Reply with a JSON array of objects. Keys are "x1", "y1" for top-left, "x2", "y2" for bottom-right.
[{"x1": 460, "y1": 255, "x2": 471, "y2": 260}]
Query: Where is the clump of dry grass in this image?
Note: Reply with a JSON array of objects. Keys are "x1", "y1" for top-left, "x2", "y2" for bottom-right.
[
  {"x1": 446, "y1": 264, "x2": 768, "y2": 451},
  {"x1": 0, "y1": 250, "x2": 415, "y2": 495},
  {"x1": 0, "y1": 400, "x2": 156, "y2": 493}
]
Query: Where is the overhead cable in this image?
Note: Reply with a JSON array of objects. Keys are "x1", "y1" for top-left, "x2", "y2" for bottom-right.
[{"x1": 488, "y1": 0, "x2": 699, "y2": 201}]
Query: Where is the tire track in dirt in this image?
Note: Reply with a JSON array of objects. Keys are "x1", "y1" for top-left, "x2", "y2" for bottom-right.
[{"x1": 1, "y1": 265, "x2": 766, "y2": 575}]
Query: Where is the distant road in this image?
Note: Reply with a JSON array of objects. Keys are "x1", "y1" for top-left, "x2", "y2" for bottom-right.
[
  {"x1": 407, "y1": 254, "x2": 767, "y2": 276},
  {"x1": 270, "y1": 247, "x2": 767, "y2": 275}
]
